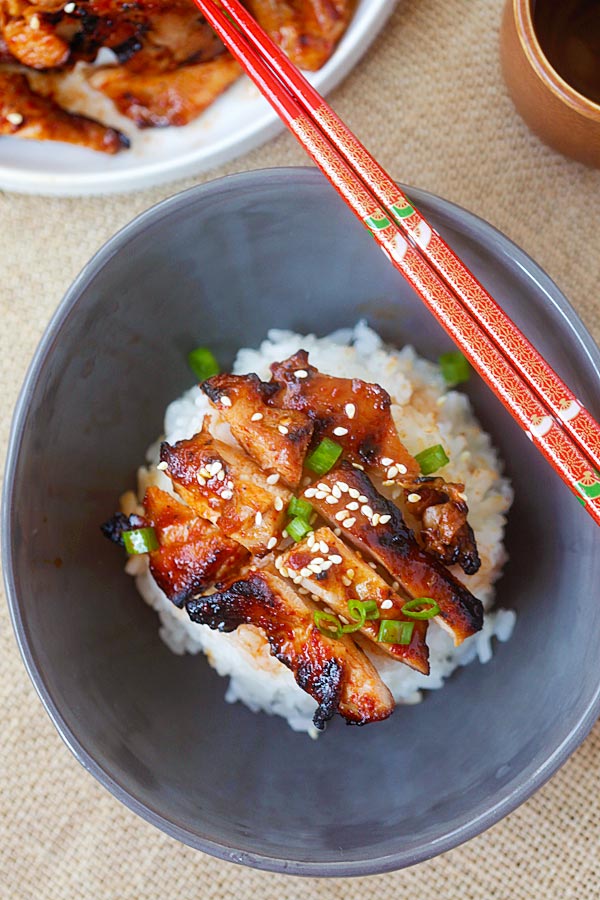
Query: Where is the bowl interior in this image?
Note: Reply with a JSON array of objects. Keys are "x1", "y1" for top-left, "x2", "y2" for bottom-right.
[{"x1": 5, "y1": 169, "x2": 600, "y2": 874}]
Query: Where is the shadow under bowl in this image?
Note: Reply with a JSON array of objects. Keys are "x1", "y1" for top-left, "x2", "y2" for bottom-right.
[{"x1": 4, "y1": 168, "x2": 600, "y2": 876}]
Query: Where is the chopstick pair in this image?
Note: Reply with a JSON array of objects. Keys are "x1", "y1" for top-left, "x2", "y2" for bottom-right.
[{"x1": 193, "y1": 0, "x2": 600, "y2": 526}]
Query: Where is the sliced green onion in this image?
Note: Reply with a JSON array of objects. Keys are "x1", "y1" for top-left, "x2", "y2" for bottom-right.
[
  {"x1": 341, "y1": 598, "x2": 367, "y2": 633},
  {"x1": 305, "y1": 438, "x2": 343, "y2": 475},
  {"x1": 401, "y1": 598, "x2": 440, "y2": 620},
  {"x1": 362, "y1": 599, "x2": 380, "y2": 621},
  {"x1": 287, "y1": 496, "x2": 313, "y2": 521},
  {"x1": 377, "y1": 619, "x2": 414, "y2": 645},
  {"x1": 188, "y1": 347, "x2": 220, "y2": 382},
  {"x1": 287, "y1": 516, "x2": 313, "y2": 543},
  {"x1": 415, "y1": 443, "x2": 450, "y2": 476},
  {"x1": 314, "y1": 610, "x2": 342, "y2": 639},
  {"x1": 123, "y1": 527, "x2": 159, "y2": 555},
  {"x1": 439, "y1": 351, "x2": 470, "y2": 386}
]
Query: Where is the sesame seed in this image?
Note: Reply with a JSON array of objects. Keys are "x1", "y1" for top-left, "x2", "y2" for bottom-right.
[
  {"x1": 349, "y1": 488, "x2": 360, "y2": 499},
  {"x1": 267, "y1": 537, "x2": 277, "y2": 550},
  {"x1": 387, "y1": 466, "x2": 399, "y2": 478},
  {"x1": 64, "y1": 1, "x2": 76, "y2": 10},
  {"x1": 315, "y1": 491, "x2": 327, "y2": 500},
  {"x1": 398, "y1": 464, "x2": 408, "y2": 475},
  {"x1": 352, "y1": 462, "x2": 364, "y2": 470},
  {"x1": 157, "y1": 461, "x2": 168, "y2": 471},
  {"x1": 317, "y1": 483, "x2": 331, "y2": 493},
  {"x1": 311, "y1": 594, "x2": 320, "y2": 602},
  {"x1": 361, "y1": 505, "x2": 374, "y2": 518},
  {"x1": 329, "y1": 554, "x2": 343, "y2": 565},
  {"x1": 300, "y1": 567, "x2": 312, "y2": 577},
  {"x1": 217, "y1": 470, "x2": 226, "y2": 481},
  {"x1": 332, "y1": 485, "x2": 342, "y2": 499},
  {"x1": 382, "y1": 479, "x2": 395, "y2": 487},
  {"x1": 302, "y1": 475, "x2": 311, "y2": 486},
  {"x1": 321, "y1": 561, "x2": 333, "y2": 570},
  {"x1": 333, "y1": 427, "x2": 349, "y2": 437},
  {"x1": 274, "y1": 497, "x2": 284, "y2": 511},
  {"x1": 304, "y1": 488, "x2": 316, "y2": 499},
  {"x1": 209, "y1": 460, "x2": 223, "y2": 475},
  {"x1": 312, "y1": 557, "x2": 325, "y2": 566},
  {"x1": 319, "y1": 542, "x2": 330, "y2": 554},
  {"x1": 342, "y1": 576, "x2": 352, "y2": 587},
  {"x1": 294, "y1": 369, "x2": 308, "y2": 378},
  {"x1": 372, "y1": 513, "x2": 380, "y2": 526},
  {"x1": 266, "y1": 473, "x2": 280, "y2": 485},
  {"x1": 307, "y1": 533, "x2": 315, "y2": 547},
  {"x1": 325, "y1": 495, "x2": 338, "y2": 505},
  {"x1": 345, "y1": 403, "x2": 356, "y2": 419},
  {"x1": 344, "y1": 517, "x2": 356, "y2": 528},
  {"x1": 310, "y1": 544, "x2": 321, "y2": 554},
  {"x1": 358, "y1": 495, "x2": 369, "y2": 504},
  {"x1": 251, "y1": 412, "x2": 263, "y2": 421},
  {"x1": 347, "y1": 569, "x2": 355, "y2": 578},
  {"x1": 408, "y1": 493, "x2": 421, "y2": 503},
  {"x1": 334, "y1": 527, "x2": 342, "y2": 537},
  {"x1": 337, "y1": 481, "x2": 349, "y2": 493},
  {"x1": 335, "y1": 510, "x2": 349, "y2": 522},
  {"x1": 282, "y1": 528, "x2": 289, "y2": 538},
  {"x1": 293, "y1": 575, "x2": 303, "y2": 585},
  {"x1": 278, "y1": 425, "x2": 289, "y2": 435},
  {"x1": 221, "y1": 396, "x2": 232, "y2": 407},
  {"x1": 347, "y1": 501, "x2": 359, "y2": 511},
  {"x1": 197, "y1": 474, "x2": 206, "y2": 486},
  {"x1": 221, "y1": 489, "x2": 233, "y2": 500},
  {"x1": 381, "y1": 457, "x2": 393, "y2": 466},
  {"x1": 199, "y1": 468, "x2": 210, "y2": 480},
  {"x1": 381, "y1": 599, "x2": 393, "y2": 610},
  {"x1": 29, "y1": 14, "x2": 40, "y2": 29},
  {"x1": 379, "y1": 514, "x2": 392, "y2": 524},
  {"x1": 392, "y1": 581, "x2": 400, "y2": 590},
  {"x1": 368, "y1": 562, "x2": 377, "y2": 569},
  {"x1": 7, "y1": 112, "x2": 23, "y2": 126}
]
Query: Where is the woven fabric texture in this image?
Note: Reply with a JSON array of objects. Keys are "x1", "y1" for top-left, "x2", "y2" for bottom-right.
[{"x1": 2, "y1": 0, "x2": 600, "y2": 897}]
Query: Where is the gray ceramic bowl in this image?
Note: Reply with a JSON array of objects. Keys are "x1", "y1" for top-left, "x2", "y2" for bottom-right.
[{"x1": 4, "y1": 168, "x2": 600, "y2": 876}]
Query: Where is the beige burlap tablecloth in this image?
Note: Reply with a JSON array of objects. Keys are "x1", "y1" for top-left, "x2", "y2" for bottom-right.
[{"x1": 2, "y1": 0, "x2": 600, "y2": 896}]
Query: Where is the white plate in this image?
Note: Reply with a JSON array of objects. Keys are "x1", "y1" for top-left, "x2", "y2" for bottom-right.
[{"x1": 0, "y1": 0, "x2": 398, "y2": 196}]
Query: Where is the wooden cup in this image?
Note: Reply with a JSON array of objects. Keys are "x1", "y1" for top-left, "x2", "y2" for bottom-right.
[{"x1": 500, "y1": 0, "x2": 600, "y2": 168}]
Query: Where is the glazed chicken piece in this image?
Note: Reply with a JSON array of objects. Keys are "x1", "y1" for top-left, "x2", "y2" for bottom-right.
[
  {"x1": 270, "y1": 351, "x2": 420, "y2": 482},
  {"x1": 0, "y1": 70, "x2": 128, "y2": 152},
  {"x1": 0, "y1": 0, "x2": 224, "y2": 69},
  {"x1": 401, "y1": 478, "x2": 481, "y2": 575},
  {"x1": 202, "y1": 373, "x2": 314, "y2": 489},
  {"x1": 101, "y1": 488, "x2": 249, "y2": 607},
  {"x1": 89, "y1": 54, "x2": 240, "y2": 126},
  {"x1": 142, "y1": 487, "x2": 249, "y2": 606},
  {"x1": 160, "y1": 424, "x2": 291, "y2": 555},
  {"x1": 279, "y1": 527, "x2": 430, "y2": 674},
  {"x1": 186, "y1": 569, "x2": 394, "y2": 728},
  {"x1": 246, "y1": 0, "x2": 356, "y2": 70},
  {"x1": 306, "y1": 462, "x2": 484, "y2": 644}
]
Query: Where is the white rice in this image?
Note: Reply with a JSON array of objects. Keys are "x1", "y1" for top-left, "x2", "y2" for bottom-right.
[{"x1": 129, "y1": 322, "x2": 515, "y2": 737}]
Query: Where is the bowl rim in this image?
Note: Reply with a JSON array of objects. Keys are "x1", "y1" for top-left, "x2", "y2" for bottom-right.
[{"x1": 4, "y1": 166, "x2": 600, "y2": 876}]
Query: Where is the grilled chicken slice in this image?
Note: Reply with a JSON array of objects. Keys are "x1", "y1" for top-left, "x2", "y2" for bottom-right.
[
  {"x1": 142, "y1": 487, "x2": 249, "y2": 606},
  {"x1": 1, "y1": 2, "x2": 70, "y2": 69},
  {"x1": 0, "y1": 70, "x2": 128, "y2": 152},
  {"x1": 270, "y1": 350, "x2": 420, "y2": 482},
  {"x1": 202, "y1": 373, "x2": 314, "y2": 489},
  {"x1": 160, "y1": 424, "x2": 290, "y2": 555},
  {"x1": 305, "y1": 462, "x2": 484, "y2": 644},
  {"x1": 245, "y1": 0, "x2": 356, "y2": 71},
  {"x1": 186, "y1": 569, "x2": 394, "y2": 728},
  {"x1": 401, "y1": 478, "x2": 481, "y2": 575},
  {"x1": 89, "y1": 54, "x2": 240, "y2": 127},
  {"x1": 279, "y1": 527, "x2": 430, "y2": 674}
]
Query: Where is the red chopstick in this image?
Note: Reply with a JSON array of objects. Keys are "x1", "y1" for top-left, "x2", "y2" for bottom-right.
[{"x1": 193, "y1": 0, "x2": 600, "y2": 525}]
